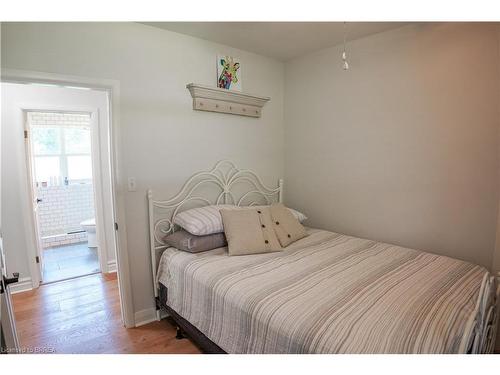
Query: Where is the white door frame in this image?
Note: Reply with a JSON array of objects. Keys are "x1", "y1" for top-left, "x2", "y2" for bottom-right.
[
  {"x1": 1, "y1": 69, "x2": 135, "y2": 328},
  {"x1": 23, "y1": 106, "x2": 109, "y2": 277}
]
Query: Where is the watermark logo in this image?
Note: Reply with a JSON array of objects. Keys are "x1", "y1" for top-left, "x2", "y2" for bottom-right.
[{"x1": 1, "y1": 345, "x2": 56, "y2": 354}]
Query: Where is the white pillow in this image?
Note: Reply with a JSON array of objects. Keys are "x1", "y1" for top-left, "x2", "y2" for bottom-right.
[
  {"x1": 287, "y1": 207, "x2": 308, "y2": 224},
  {"x1": 173, "y1": 204, "x2": 233, "y2": 236},
  {"x1": 173, "y1": 204, "x2": 307, "y2": 236}
]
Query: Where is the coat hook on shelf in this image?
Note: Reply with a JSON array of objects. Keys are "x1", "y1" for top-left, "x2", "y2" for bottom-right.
[{"x1": 186, "y1": 83, "x2": 270, "y2": 118}]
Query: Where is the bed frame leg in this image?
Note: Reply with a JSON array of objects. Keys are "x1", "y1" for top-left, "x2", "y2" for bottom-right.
[{"x1": 176, "y1": 326, "x2": 186, "y2": 340}]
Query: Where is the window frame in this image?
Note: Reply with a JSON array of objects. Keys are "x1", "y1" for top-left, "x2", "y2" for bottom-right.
[{"x1": 31, "y1": 121, "x2": 93, "y2": 185}]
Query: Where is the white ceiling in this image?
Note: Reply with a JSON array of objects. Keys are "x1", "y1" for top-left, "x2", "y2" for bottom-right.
[{"x1": 142, "y1": 22, "x2": 410, "y2": 61}]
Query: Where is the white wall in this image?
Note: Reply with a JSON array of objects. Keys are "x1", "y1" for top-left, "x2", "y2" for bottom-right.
[
  {"x1": 1, "y1": 82, "x2": 116, "y2": 284},
  {"x1": 284, "y1": 23, "x2": 500, "y2": 269},
  {"x1": 1, "y1": 22, "x2": 285, "y2": 315}
]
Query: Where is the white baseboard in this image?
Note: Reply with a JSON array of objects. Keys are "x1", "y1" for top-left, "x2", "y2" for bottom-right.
[
  {"x1": 9, "y1": 277, "x2": 33, "y2": 294},
  {"x1": 134, "y1": 307, "x2": 168, "y2": 327},
  {"x1": 134, "y1": 308, "x2": 158, "y2": 327},
  {"x1": 107, "y1": 260, "x2": 117, "y2": 273}
]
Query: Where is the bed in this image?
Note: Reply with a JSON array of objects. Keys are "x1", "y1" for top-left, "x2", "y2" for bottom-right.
[{"x1": 148, "y1": 160, "x2": 499, "y2": 354}]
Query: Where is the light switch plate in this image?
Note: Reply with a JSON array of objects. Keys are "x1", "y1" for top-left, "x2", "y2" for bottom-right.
[{"x1": 128, "y1": 177, "x2": 136, "y2": 192}]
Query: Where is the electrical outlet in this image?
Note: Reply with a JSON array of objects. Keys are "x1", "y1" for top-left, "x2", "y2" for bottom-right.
[{"x1": 128, "y1": 177, "x2": 137, "y2": 192}]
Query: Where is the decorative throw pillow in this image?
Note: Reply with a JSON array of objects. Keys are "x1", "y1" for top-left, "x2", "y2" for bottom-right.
[
  {"x1": 252, "y1": 205, "x2": 308, "y2": 223},
  {"x1": 163, "y1": 230, "x2": 227, "y2": 253},
  {"x1": 269, "y1": 203, "x2": 308, "y2": 247},
  {"x1": 174, "y1": 204, "x2": 307, "y2": 236},
  {"x1": 220, "y1": 207, "x2": 282, "y2": 256}
]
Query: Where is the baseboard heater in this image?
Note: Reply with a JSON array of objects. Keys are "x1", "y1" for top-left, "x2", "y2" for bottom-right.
[
  {"x1": 67, "y1": 230, "x2": 85, "y2": 235},
  {"x1": 41, "y1": 230, "x2": 86, "y2": 240}
]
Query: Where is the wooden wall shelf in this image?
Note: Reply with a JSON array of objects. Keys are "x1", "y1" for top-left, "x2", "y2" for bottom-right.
[{"x1": 186, "y1": 83, "x2": 270, "y2": 118}]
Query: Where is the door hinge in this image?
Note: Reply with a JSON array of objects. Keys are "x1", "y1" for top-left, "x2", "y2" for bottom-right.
[
  {"x1": 35, "y1": 256, "x2": 40, "y2": 264},
  {"x1": 114, "y1": 222, "x2": 119, "y2": 231},
  {"x1": 24, "y1": 130, "x2": 28, "y2": 139}
]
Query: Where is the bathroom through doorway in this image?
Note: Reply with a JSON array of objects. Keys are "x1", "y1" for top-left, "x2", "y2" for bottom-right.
[{"x1": 25, "y1": 110, "x2": 103, "y2": 284}]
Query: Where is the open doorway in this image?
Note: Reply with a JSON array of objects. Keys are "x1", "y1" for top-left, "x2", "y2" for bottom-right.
[
  {"x1": 26, "y1": 111, "x2": 101, "y2": 283},
  {"x1": 2, "y1": 72, "x2": 134, "y2": 335}
]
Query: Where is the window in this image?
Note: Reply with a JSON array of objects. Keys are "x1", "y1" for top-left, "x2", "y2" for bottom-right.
[{"x1": 29, "y1": 112, "x2": 93, "y2": 185}]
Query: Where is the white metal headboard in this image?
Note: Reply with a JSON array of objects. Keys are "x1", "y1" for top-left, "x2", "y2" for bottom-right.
[{"x1": 147, "y1": 160, "x2": 283, "y2": 319}]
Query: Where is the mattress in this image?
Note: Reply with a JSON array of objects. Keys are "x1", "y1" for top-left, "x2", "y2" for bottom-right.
[{"x1": 156, "y1": 228, "x2": 497, "y2": 353}]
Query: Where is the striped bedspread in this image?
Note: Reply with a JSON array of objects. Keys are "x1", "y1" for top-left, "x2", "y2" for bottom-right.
[{"x1": 157, "y1": 228, "x2": 497, "y2": 353}]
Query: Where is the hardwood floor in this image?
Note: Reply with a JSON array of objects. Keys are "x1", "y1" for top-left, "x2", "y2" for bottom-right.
[{"x1": 12, "y1": 273, "x2": 201, "y2": 354}]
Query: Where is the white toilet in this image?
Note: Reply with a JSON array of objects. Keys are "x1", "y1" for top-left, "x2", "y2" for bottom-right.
[{"x1": 81, "y1": 218, "x2": 97, "y2": 248}]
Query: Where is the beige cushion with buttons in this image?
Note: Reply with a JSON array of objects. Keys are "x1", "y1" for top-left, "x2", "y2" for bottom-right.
[
  {"x1": 270, "y1": 203, "x2": 308, "y2": 247},
  {"x1": 220, "y1": 207, "x2": 282, "y2": 256}
]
